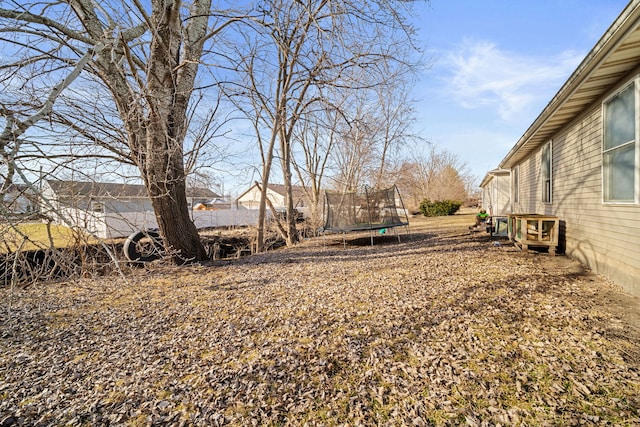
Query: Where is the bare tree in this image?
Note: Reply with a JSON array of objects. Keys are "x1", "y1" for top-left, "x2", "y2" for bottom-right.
[
  {"x1": 223, "y1": 0, "x2": 420, "y2": 250},
  {"x1": 1, "y1": 0, "x2": 244, "y2": 263},
  {"x1": 2, "y1": 0, "x2": 423, "y2": 259},
  {"x1": 1, "y1": 44, "x2": 100, "y2": 195},
  {"x1": 370, "y1": 77, "x2": 418, "y2": 189},
  {"x1": 329, "y1": 97, "x2": 378, "y2": 192},
  {"x1": 326, "y1": 64, "x2": 420, "y2": 193},
  {"x1": 395, "y1": 144, "x2": 472, "y2": 211},
  {"x1": 291, "y1": 99, "x2": 344, "y2": 230},
  {"x1": 223, "y1": 0, "x2": 336, "y2": 249}
]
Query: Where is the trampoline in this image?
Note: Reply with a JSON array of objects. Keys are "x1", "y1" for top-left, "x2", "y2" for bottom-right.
[{"x1": 322, "y1": 185, "x2": 410, "y2": 245}]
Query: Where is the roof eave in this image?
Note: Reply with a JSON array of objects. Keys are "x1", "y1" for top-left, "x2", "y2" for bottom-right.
[
  {"x1": 479, "y1": 168, "x2": 510, "y2": 188},
  {"x1": 499, "y1": 0, "x2": 640, "y2": 169}
]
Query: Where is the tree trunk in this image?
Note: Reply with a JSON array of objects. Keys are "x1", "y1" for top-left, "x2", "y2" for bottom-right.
[
  {"x1": 256, "y1": 178, "x2": 269, "y2": 253},
  {"x1": 138, "y1": 0, "x2": 209, "y2": 263},
  {"x1": 281, "y1": 130, "x2": 299, "y2": 246},
  {"x1": 144, "y1": 132, "x2": 207, "y2": 263},
  {"x1": 256, "y1": 151, "x2": 276, "y2": 253}
]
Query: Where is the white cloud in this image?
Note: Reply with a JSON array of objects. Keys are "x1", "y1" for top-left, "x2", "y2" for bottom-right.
[{"x1": 441, "y1": 39, "x2": 584, "y2": 120}]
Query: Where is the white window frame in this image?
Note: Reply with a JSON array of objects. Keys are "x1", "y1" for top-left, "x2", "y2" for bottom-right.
[
  {"x1": 541, "y1": 141, "x2": 552, "y2": 204},
  {"x1": 602, "y1": 79, "x2": 640, "y2": 204},
  {"x1": 513, "y1": 165, "x2": 520, "y2": 204}
]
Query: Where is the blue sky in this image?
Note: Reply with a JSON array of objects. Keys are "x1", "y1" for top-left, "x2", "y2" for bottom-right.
[{"x1": 410, "y1": 0, "x2": 630, "y2": 184}]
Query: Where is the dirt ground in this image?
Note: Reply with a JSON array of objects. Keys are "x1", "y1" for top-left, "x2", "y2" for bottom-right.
[
  {"x1": 412, "y1": 210, "x2": 640, "y2": 361},
  {"x1": 542, "y1": 253, "x2": 640, "y2": 343},
  {"x1": 1, "y1": 210, "x2": 639, "y2": 426},
  {"x1": 415, "y1": 210, "x2": 640, "y2": 292}
]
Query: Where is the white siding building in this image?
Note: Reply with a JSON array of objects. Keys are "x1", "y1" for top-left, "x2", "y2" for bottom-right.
[
  {"x1": 236, "y1": 183, "x2": 310, "y2": 215},
  {"x1": 479, "y1": 169, "x2": 511, "y2": 217},
  {"x1": 38, "y1": 179, "x2": 254, "y2": 239},
  {"x1": 497, "y1": 0, "x2": 640, "y2": 295}
]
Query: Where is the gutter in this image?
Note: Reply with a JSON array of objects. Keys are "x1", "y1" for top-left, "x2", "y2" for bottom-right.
[{"x1": 499, "y1": 0, "x2": 640, "y2": 169}]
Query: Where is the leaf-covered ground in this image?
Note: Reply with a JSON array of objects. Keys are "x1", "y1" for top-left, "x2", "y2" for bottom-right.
[{"x1": 1, "y1": 214, "x2": 639, "y2": 426}]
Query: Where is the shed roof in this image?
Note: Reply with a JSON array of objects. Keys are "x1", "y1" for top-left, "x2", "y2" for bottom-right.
[
  {"x1": 46, "y1": 179, "x2": 218, "y2": 199},
  {"x1": 499, "y1": 0, "x2": 640, "y2": 169},
  {"x1": 236, "y1": 182, "x2": 307, "y2": 201}
]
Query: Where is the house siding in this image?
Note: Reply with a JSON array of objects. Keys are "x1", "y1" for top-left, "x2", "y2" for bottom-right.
[
  {"x1": 39, "y1": 179, "x2": 221, "y2": 237},
  {"x1": 494, "y1": 175, "x2": 511, "y2": 216},
  {"x1": 237, "y1": 187, "x2": 286, "y2": 210},
  {"x1": 236, "y1": 183, "x2": 308, "y2": 212},
  {"x1": 480, "y1": 172, "x2": 511, "y2": 216},
  {"x1": 513, "y1": 101, "x2": 640, "y2": 294}
]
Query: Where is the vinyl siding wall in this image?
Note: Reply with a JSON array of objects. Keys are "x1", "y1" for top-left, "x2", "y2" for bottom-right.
[
  {"x1": 481, "y1": 174, "x2": 511, "y2": 216},
  {"x1": 494, "y1": 174, "x2": 511, "y2": 216},
  {"x1": 512, "y1": 89, "x2": 640, "y2": 295}
]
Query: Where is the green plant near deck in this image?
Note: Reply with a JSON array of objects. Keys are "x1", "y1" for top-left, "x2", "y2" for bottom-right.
[{"x1": 419, "y1": 199, "x2": 462, "y2": 217}]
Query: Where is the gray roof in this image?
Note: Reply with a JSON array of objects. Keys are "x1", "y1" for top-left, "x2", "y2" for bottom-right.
[{"x1": 46, "y1": 179, "x2": 219, "y2": 199}]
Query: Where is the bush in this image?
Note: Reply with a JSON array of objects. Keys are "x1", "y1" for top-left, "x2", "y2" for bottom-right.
[{"x1": 419, "y1": 199, "x2": 462, "y2": 217}]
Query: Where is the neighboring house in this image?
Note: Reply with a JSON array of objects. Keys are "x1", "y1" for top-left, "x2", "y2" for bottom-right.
[
  {"x1": 479, "y1": 169, "x2": 511, "y2": 217},
  {"x1": 495, "y1": 0, "x2": 640, "y2": 295},
  {"x1": 42, "y1": 179, "x2": 219, "y2": 214},
  {"x1": 40, "y1": 179, "x2": 229, "y2": 238},
  {"x1": 236, "y1": 183, "x2": 310, "y2": 214},
  {"x1": 1, "y1": 183, "x2": 38, "y2": 215}
]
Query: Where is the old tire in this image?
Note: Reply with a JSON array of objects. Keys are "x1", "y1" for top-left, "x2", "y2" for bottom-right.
[{"x1": 123, "y1": 229, "x2": 164, "y2": 262}]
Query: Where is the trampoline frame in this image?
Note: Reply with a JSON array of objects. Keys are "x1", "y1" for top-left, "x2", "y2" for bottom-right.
[{"x1": 322, "y1": 184, "x2": 410, "y2": 246}]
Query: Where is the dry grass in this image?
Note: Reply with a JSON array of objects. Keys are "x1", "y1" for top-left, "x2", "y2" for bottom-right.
[
  {"x1": 1, "y1": 210, "x2": 639, "y2": 426},
  {"x1": 0, "y1": 222, "x2": 97, "y2": 253}
]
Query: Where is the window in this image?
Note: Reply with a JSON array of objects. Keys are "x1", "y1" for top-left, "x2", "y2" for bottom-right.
[
  {"x1": 603, "y1": 82, "x2": 637, "y2": 203},
  {"x1": 541, "y1": 142, "x2": 552, "y2": 203},
  {"x1": 90, "y1": 201, "x2": 104, "y2": 213},
  {"x1": 513, "y1": 166, "x2": 519, "y2": 203}
]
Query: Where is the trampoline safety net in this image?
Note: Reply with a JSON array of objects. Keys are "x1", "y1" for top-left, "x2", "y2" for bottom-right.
[{"x1": 323, "y1": 185, "x2": 409, "y2": 233}]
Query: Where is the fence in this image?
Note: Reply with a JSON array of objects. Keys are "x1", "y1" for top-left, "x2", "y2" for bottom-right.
[{"x1": 55, "y1": 208, "x2": 261, "y2": 239}]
